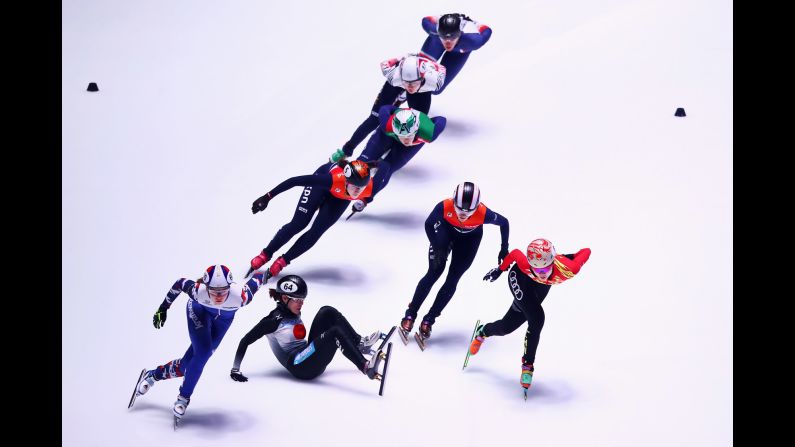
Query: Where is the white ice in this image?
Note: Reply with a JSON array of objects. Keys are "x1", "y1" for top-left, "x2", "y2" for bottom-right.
[{"x1": 62, "y1": 0, "x2": 732, "y2": 445}]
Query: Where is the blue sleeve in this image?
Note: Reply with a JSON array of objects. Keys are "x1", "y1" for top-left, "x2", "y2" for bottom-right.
[
  {"x1": 359, "y1": 106, "x2": 397, "y2": 163},
  {"x1": 240, "y1": 272, "x2": 267, "y2": 306},
  {"x1": 457, "y1": 26, "x2": 492, "y2": 52},
  {"x1": 359, "y1": 131, "x2": 389, "y2": 164},
  {"x1": 485, "y1": 208, "x2": 510, "y2": 250},
  {"x1": 269, "y1": 174, "x2": 332, "y2": 197},
  {"x1": 420, "y1": 35, "x2": 445, "y2": 60},
  {"x1": 424, "y1": 202, "x2": 445, "y2": 245},
  {"x1": 378, "y1": 104, "x2": 397, "y2": 124},
  {"x1": 430, "y1": 116, "x2": 447, "y2": 142},
  {"x1": 160, "y1": 278, "x2": 196, "y2": 309},
  {"x1": 421, "y1": 16, "x2": 438, "y2": 35}
]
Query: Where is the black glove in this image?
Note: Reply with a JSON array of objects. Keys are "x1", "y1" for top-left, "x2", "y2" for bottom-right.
[
  {"x1": 498, "y1": 247, "x2": 509, "y2": 264},
  {"x1": 483, "y1": 267, "x2": 503, "y2": 282},
  {"x1": 251, "y1": 192, "x2": 272, "y2": 214},
  {"x1": 153, "y1": 305, "x2": 168, "y2": 329},
  {"x1": 230, "y1": 368, "x2": 248, "y2": 382}
]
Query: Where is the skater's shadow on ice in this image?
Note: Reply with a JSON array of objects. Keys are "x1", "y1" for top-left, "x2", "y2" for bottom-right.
[
  {"x1": 437, "y1": 119, "x2": 478, "y2": 139},
  {"x1": 298, "y1": 266, "x2": 368, "y2": 286},
  {"x1": 254, "y1": 368, "x2": 374, "y2": 397},
  {"x1": 348, "y1": 211, "x2": 425, "y2": 229},
  {"x1": 423, "y1": 331, "x2": 471, "y2": 348},
  {"x1": 130, "y1": 402, "x2": 250, "y2": 435},
  {"x1": 462, "y1": 369, "x2": 577, "y2": 404},
  {"x1": 392, "y1": 165, "x2": 433, "y2": 181}
]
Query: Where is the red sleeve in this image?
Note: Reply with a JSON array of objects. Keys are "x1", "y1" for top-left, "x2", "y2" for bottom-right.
[
  {"x1": 574, "y1": 248, "x2": 591, "y2": 266},
  {"x1": 557, "y1": 248, "x2": 591, "y2": 275},
  {"x1": 499, "y1": 249, "x2": 526, "y2": 271}
]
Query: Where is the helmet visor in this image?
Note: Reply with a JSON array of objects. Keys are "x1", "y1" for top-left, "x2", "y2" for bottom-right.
[
  {"x1": 531, "y1": 264, "x2": 554, "y2": 278},
  {"x1": 208, "y1": 286, "x2": 230, "y2": 303},
  {"x1": 454, "y1": 203, "x2": 476, "y2": 220}
]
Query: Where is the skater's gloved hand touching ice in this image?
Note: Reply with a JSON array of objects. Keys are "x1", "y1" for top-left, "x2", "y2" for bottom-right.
[{"x1": 230, "y1": 368, "x2": 248, "y2": 382}]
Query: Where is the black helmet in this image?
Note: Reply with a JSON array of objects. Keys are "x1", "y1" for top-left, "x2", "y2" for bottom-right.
[
  {"x1": 343, "y1": 160, "x2": 371, "y2": 187},
  {"x1": 453, "y1": 181, "x2": 481, "y2": 211},
  {"x1": 272, "y1": 274, "x2": 308, "y2": 299},
  {"x1": 438, "y1": 14, "x2": 463, "y2": 39}
]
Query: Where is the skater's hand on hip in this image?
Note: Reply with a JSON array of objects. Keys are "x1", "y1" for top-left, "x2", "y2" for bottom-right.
[
  {"x1": 483, "y1": 267, "x2": 503, "y2": 282},
  {"x1": 230, "y1": 368, "x2": 248, "y2": 382},
  {"x1": 153, "y1": 307, "x2": 167, "y2": 329},
  {"x1": 252, "y1": 192, "x2": 272, "y2": 214}
]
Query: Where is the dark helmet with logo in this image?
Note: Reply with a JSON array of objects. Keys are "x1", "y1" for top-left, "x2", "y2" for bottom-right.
[{"x1": 438, "y1": 13, "x2": 463, "y2": 39}]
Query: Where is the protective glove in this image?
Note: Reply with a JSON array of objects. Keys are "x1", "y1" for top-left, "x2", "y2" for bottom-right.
[
  {"x1": 483, "y1": 267, "x2": 503, "y2": 282},
  {"x1": 252, "y1": 192, "x2": 273, "y2": 214},
  {"x1": 330, "y1": 148, "x2": 346, "y2": 163},
  {"x1": 153, "y1": 305, "x2": 168, "y2": 329},
  {"x1": 230, "y1": 368, "x2": 248, "y2": 382}
]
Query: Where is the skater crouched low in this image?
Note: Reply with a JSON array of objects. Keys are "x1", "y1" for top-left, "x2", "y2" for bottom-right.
[{"x1": 128, "y1": 265, "x2": 267, "y2": 428}]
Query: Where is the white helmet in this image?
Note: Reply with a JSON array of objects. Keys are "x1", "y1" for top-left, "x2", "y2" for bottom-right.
[
  {"x1": 526, "y1": 239, "x2": 556, "y2": 269},
  {"x1": 399, "y1": 56, "x2": 423, "y2": 83},
  {"x1": 202, "y1": 264, "x2": 233, "y2": 290},
  {"x1": 391, "y1": 109, "x2": 421, "y2": 139}
]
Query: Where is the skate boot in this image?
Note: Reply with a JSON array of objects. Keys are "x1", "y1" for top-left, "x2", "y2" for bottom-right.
[
  {"x1": 520, "y1": 363, "x2": 534, "y2": 399},
  {"x1": 469, "y1": 325, "x2": 486, "y2": 355},
  {"x1": 268, "y1": 256, "x2": 289, "y2": 278},
  {"x1": 128, "y1": 368, "x2": 156, "y2": 409},
  {"x1": 172, "y1": 394, "x2": 190, "y2": 429},
  {"x1": 245, "y1": 250, "x2": 270, "y2": 277},
  {"x1": 398, "y1": 316, "x2": 414, "y2": 345},
  {"x1": 364, "y1": 348, "x2": 386, "y2": 380},
  {"x1": 413, "y1": 320, "x2": 432, "y2": 351},
  {"x1": 358, "y1": 330, "x2": 383, "y2": 355},
  {"x1": 137, "y1": 370, "x2": 156, "y2": 396},
  {"x1": 419, "y1": 320, "x2": 432, "y2": 338}
]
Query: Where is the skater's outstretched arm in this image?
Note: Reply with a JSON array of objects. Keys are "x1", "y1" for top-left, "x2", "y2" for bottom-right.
[
  {"x1": 230, "y1": 310, "x2": 281, "y2": 381},
  {"x1": 252, "y1": 174, "x2": 333, "y2": 214},
  {"x1": 484, "y1": 208, "x2": 510, "y2": 263},
  {"x1": 153, "y1": 278, "x2": 199, "y2": 328}
]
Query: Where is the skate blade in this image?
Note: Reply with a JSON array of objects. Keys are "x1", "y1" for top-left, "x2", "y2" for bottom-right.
[
  {"x1": 128, "y1": 368, "x2": 147, "y2": 409},
  {"x1": 377, "y1": 326, "x2": 397, "y2": 351},
  {"x1": 173, "y1": 415, "x2": 180, "y2": 430},
  {"x1": 378, "y1": 342, "x2": 392, "y2": 397},
  {"x1": 398, "y1": 328, "x2": 410, "y2": 345},
  {"x1": 413, "y1": 332, "x2": 426, "y2": 351}
]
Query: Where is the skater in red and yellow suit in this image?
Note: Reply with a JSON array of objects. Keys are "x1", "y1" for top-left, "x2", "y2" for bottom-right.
[{"x1": 474, "y1": 238, "x2": 591, "y2": 393}]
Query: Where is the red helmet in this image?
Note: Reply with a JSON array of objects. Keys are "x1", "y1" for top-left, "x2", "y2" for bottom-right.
[{"x1": 526, "y1": 239, "x2": 556, "y2": 268}]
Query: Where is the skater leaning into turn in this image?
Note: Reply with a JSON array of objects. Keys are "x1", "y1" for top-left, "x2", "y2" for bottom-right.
[
  {"x1": 399, "y1": 182, "x2": 509, "y2": 349},
  {"x1": 247, "y1": 159, "x2": 378, "y2": 278},
  {"x1": 332, "y1": 53, "x2": 446, "y2": 161},
  {"x1": 344, "y1": 104, "x2": 447, "y2": 219},
  {"x1": 128, "y1": 265, "x2": 267, "y2": 427},
  {"x1": 418, "y1": 13, "x2": 492, "y2": 95},
  {"x1": 229, "y1": 275, "x2": 391, "y2": 386},
  {"x1": 472, "y1": 238, "x2": 591, "y2": 394}
]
